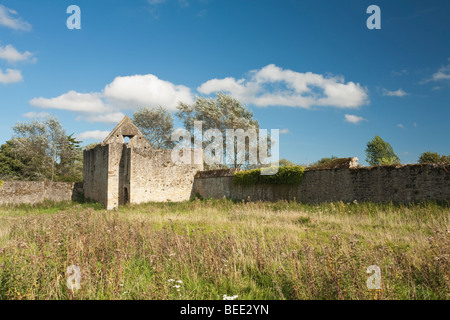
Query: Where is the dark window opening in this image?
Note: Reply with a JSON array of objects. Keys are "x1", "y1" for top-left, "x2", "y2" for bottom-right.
[{"x1": 124, "y1": 187, "x2": 129, "y2": 205}]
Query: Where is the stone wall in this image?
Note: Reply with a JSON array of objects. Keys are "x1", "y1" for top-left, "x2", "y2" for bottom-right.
[
  {"x1": 83, "y1": 139, "x2": 203, "y2": 209},
  {"x1": 192, "y1": 164, "x2": 450, "y2": 203},
  {"x1": 82, "y1": 116, "x2": 204, "y2": 209},
  {"x1": 0, "y1": 181, "x2": 83, "y2": 206},
  {"x1": 2, "y1": 164, "x2": 448, "y2": 207},
  {"x1": 130, "y1": 148, "x2": 202, "y2": 204},
  {"x1": 83, "y1": 144, "x2": 109, "y2": 206}
]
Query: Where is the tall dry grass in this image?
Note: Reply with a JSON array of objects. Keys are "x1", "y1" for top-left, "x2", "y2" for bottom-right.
[{"x1": 0, "y1": 199, "x2": 448, "y2": 300}]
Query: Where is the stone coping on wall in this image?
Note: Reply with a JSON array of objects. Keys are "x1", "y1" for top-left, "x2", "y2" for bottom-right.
[
  {"x1": 307, "y1": 157, "x2": 359, "y2": 170},
  {"x1": 193, "y1": 163, "x2": 449, "y2": 177},
  {"x1": 194, "y1": 168, "x2": 241, "y2": 179}
]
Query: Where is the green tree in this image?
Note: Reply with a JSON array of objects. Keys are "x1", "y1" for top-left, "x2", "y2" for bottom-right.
[
  {"x1": 11, "y1": 119, "x2": 50, "y2": 179},
  {"x1": 133, "y1": 107, "x2": 175, "y2": 149},
  {"x1": 365, "y1": 135, "x2": 400, "y2": 166},
  {"x1": 57, "y1": 134, "x2": 83, "y2": 182},
  {"x1": 176, "y1": 93, "x2": 259, "y2": 168},
  {"x1": 10, "y1": 117, "x2": 83, "y2": 181},
  {"x1": 0, "y1": 140, "x2": 26, "y2": 179},
  {"x1": 418, "y1": 151, "x2": 450, "y2": 164}
]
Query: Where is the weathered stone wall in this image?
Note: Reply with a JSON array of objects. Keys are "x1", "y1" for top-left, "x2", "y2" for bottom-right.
[
  {"x1": 83, "y1": 139, "x2": 203, "y2": 209},
  {"x1": 130, "y1": 148, "x2": 203, "y2": 204},
  {"x1": 0, "y1": 181, "x2": 83, "y2": 206},
  {"x1": 105, "y1": 143, "x2": 125, "y2": 210},
  {"x1": 192, "y1": 164, "x2": 450, "y2": 203},
  {"x1": 2, "y1": 164, "x2": 448, "y2": 207},
  {"x1": 83, "y1": 144, "x2": 109, "y2": 206},
  {"x1": 82, "y1": 116, "x2": 203, "y2": 209}
]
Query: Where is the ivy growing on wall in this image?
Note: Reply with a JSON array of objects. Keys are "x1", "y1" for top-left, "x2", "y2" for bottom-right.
[{"x1": 233, "y1": 166, "x2": 305, "y2": 186}]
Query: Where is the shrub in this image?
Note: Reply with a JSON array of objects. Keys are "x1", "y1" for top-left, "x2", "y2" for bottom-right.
[
  {"x1": 418, "y1": 151, "x2": 450, "y2": 164},
  {"x1": 233, "y1": 166, "x2": 305, "y2": 186},
  {"x1": 310, "y1": 156, "x2": 338, "y2": 167}
]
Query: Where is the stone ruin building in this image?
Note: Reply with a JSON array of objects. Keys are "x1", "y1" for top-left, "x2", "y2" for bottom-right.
[
  {"x1": 83, "y1": 116, "x2": 203, "y2": 210},
  {"x1": 1, "y1": 116, "x2": 447, "y2": 207}
]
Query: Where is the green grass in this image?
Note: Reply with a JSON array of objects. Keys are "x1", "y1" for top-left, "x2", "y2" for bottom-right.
[{"x1": 0, "y1": 199, "x2": 448, "y2": 300}]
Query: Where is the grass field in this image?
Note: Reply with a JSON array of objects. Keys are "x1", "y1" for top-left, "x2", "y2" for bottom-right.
[{"x1": 0, "y1": 199, "x2": 448, "y2": 300}]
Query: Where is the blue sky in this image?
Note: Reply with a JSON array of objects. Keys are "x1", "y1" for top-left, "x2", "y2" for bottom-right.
[{"x1": 0, "y1": 0, "x2": 449, "y2": 165}]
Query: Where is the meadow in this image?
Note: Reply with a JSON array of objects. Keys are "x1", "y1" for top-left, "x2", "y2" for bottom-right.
[{"x1": 0, "y1": 199, "x2": 448, "y2": 300}]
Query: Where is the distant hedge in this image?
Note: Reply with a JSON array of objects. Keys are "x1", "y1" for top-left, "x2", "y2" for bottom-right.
[{"x1": 233, "y1": 166, "x2": 305, "y2": 186}]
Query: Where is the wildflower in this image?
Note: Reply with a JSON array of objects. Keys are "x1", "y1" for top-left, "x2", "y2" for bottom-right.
[
  {"x1": 168, "y1": 279, "x2": 175, "y2": 282},
  {"x1": 176, "y1": 280, "x2": 183, "y2": 284}
]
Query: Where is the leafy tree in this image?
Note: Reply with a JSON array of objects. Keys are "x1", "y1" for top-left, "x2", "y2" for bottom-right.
[
  {"x1": 365, "y1": 135, "x2": 400, "y2": 166},
  {"x1": 176, "y1": 93, "x2": 259, "y2": 168},
  {"x1": 46, "y1": 117, "x2": 68, "y2": 181},
  {"x1": 133, "y1": 107, "x2": 175, "y2": 149},
  {"x1": 10, "y1": 117, "x2": 83, "y2": 181},
  {"x1": 0, "y1": 140, "x2": 26, "y2": 179},
  {"x1": 57, "y1": 134, "x2": 83, "y2": 182},
  {"x1": 418, "y1": 151, "x2": 450, "y2": 164},
  {"x1": 11, "y1": 119, "x2": 50, "y2": 179}
]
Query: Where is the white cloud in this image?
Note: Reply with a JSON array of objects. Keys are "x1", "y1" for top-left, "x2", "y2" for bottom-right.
[
  {"x1": 23, "y1": 111, "x2": 51, "y2": 119},
  {"x1": 422, "y1": 60, "x2": 450, "y2": 83},
  {"x1": 76, "y1": 130, "x2": 110, "y2": 141},
  {"x1": 30, "y1": 91, "x2": 110, "y2": 113},
  {"x1": 397, "y1": 123, "x2": 405, "y2": 128},
  {"x1": 0, "y1": 5, "x2": 32, "y2": 31},
  {"x1": 198, "y1": 64, "x2": 369, "y2": 109},
  {"x1": 391, "y1": 69, "x2": 409, "y2": 76},
  {"x1": 431, "y1": 68, "x2": 450, "y2": 81},
  {"x1": 0, "y1": 68, "x2": 22, "y2": 84},
  {"x1": 29, "y1": 74, "x2": 193, "y2": 123},
  {"x1": 382, "y1": 88, "x2": 408, "y2": 97},
  {"x1": 344, "y1": 114, "x2": 366, "y2": 124},
  {"x1": 178, "y1": 0, "x2": 190, "y2": 7},
  {"x1": 0, "y1": 44, "x2": 35, "y2": 64},
  {"x1": 148, "y1": 0, "x2": 166, "y2": 4},
  {"x1": 81, "y1": 112, "x2": 126, "y2": 124},
  {"x1": 103, "y1": 74, "x2": 193, "y2": 110},
  {"x1": 279, "y1": 129, "x2": 289, "y2": 134},
  {"x1": 197, "y1": 9, "x2": 207, "y2": 17}
]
